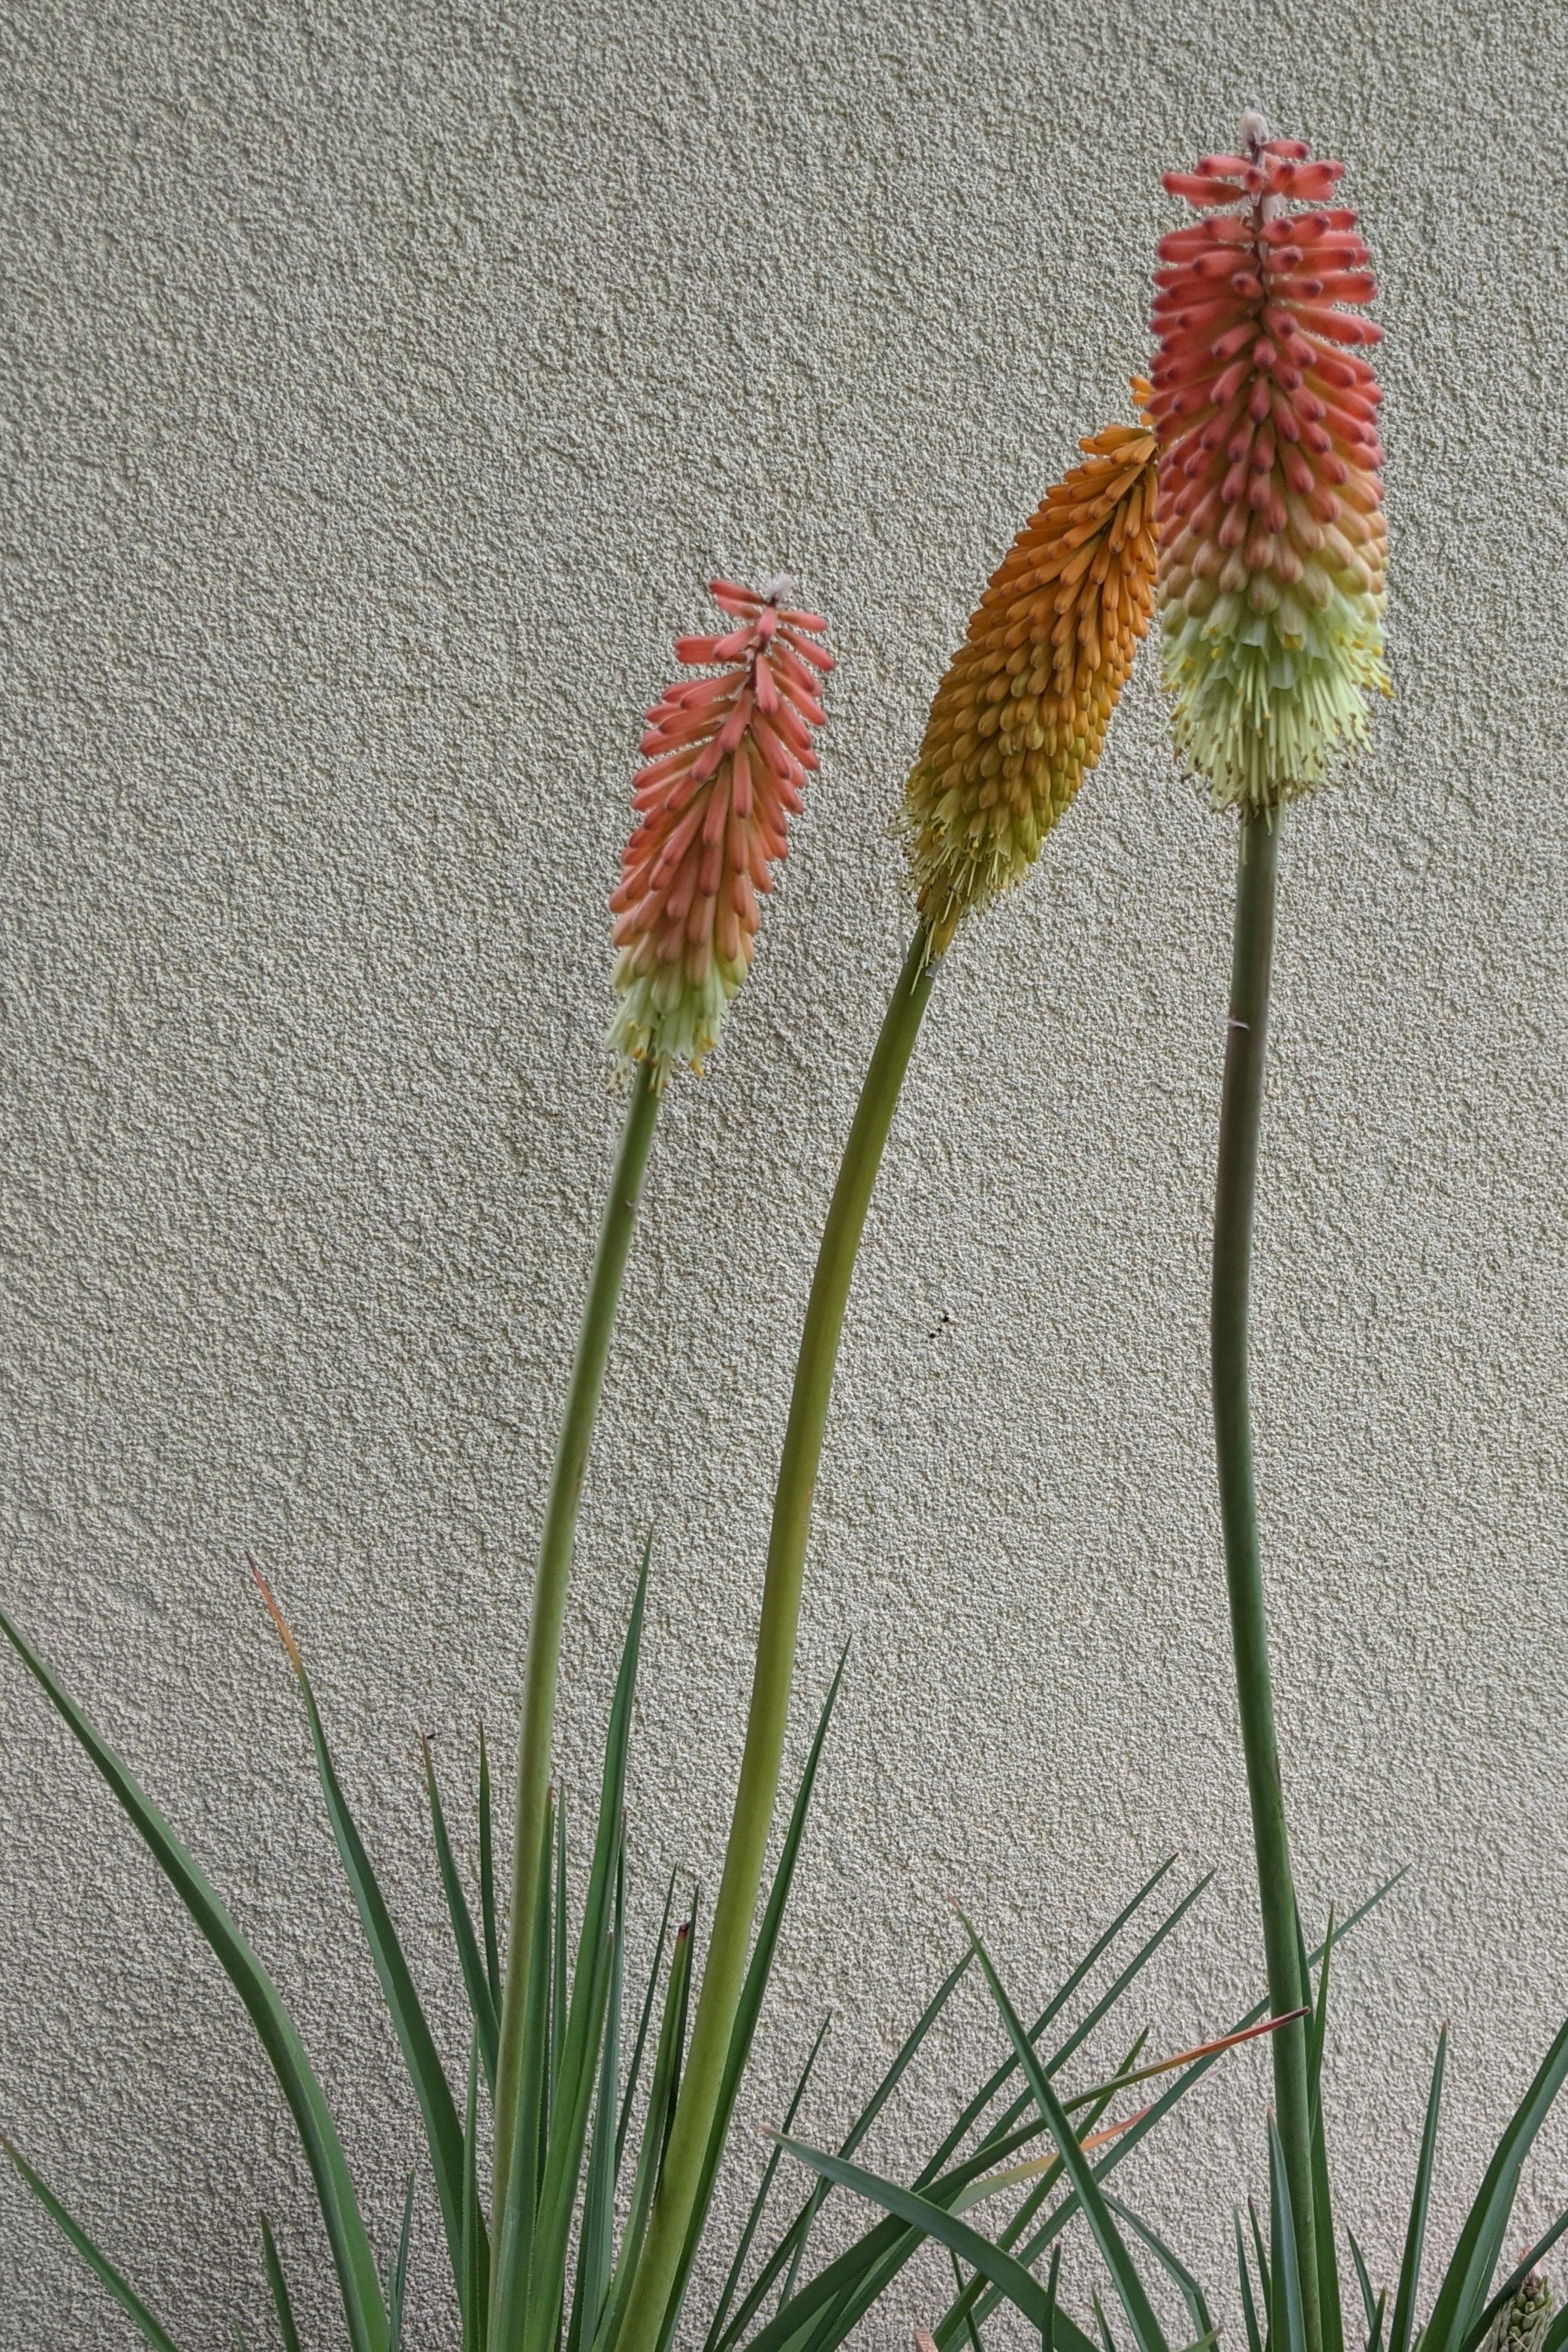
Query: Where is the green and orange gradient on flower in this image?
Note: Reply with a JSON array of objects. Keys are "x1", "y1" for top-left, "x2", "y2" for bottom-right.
[
  {"x1": 1150, "y1": 113, "x2": 1388, "y2": 812},
  {"x1": 609, "y1": 576, "x2": 832, "y2": 1076},
  {"x1": 1152, "y1": 119, "x2": 1391, "y2": 2352}
]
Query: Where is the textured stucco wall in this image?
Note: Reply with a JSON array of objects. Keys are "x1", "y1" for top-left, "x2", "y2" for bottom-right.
[{"x1": 3, "y1": 2, "x2": 1566, "y2": 2347}]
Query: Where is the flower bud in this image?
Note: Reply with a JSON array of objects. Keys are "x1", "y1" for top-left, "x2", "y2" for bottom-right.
[
  {"x1": 1482, "y1": 2269, "x2": 1555, "y2": 2352},
  {"x1": 609, "y1": 578, "x2": 832, "y2": 1076},
  {"x1": 903, "y1": 391, "x2": 1158, "y2": 952}
]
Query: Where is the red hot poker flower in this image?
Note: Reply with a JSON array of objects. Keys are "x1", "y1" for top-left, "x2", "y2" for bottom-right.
[
  {"x1": 609, "y1": 578, "x2": 832, "y2": 1077},
  {"x1": 1150, "y1": 115, "x2": 1388, "y2": 811}
]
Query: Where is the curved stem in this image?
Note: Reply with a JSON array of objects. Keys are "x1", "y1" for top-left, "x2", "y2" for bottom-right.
[
  {"x1": 1213, "y1": 812, "x2": 1319, "y2": 2352},
  {"x1": 615, "y1": 924, "x2": 938, "y2": 2352},
  {"x1": 491, "y1": 1054, "x2": 662, "y2": 2240}
]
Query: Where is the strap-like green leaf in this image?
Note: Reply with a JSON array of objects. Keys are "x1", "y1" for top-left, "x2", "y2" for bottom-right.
[
  {"x1": 569, "y1": 1853, "x2": 628, "y2": 2352},
  {"x1": 1464, "y1": 2206, "x2": 1568, "y2": 2352},
  {"x1": 3, "y1": 2139, "x2": 189, "y2": 2352},
  {"x1": 1346, "y1": 2231, "x2": 1379, "y2": 2343},
  {"x1": 1270, "y1": 2120, "x2": 1307, "y2": 2352},
  {"x1": 782, "y1": 1946, "x2": 974, "y2": 2306},
  {"x1": 463, "y1": 2039, "x2": 490, "y2": 2352},
  {"x1": 617, "y1": 1873, "x2": 678, "y2": 2178},
  {"x1": 1421, "y1": 2012, "x2": 1568, "y2": 2352},
  {"x1": 479, "y1": 1726, "x2": 502, "y2": 2011},
  {"x1": 0, "y1": 1603, "x2": 388, "y2": 2352},
  {"x1": 1391, "y1": 2033, "x2": 1446, "y2": 2352},
  {"x1": 923, "y1": 1873, "x2": 1213, "y2": 2200},
  {"x1": 1104, "y1": 2193, "x2": 1216, "y2": 2350},
  {"x1": 491, "y1": 1789, "x2": 559, "y2": 2352},
  {"x1": 772, "y1": 2136, "x2": 1097, "y2": 2352},
  {"x1": 705, "y1": 2015, "x2": 832, "y2": 2352},
  {"x1": 710, "y1": 1945, "x2": 973, "y2": 2352},
  {"x1": 388, "y1": 2173, "x2": 415, "y2": 2352},
  {"x1": 424, "y1": 1737, "x2": 500, "y2": 2096},
  {"x1": 253, "y1": 1571, "x2": 468, "y2": 2301},
  {"x1": 512, "y1": 1558, "x2": 648, "y2": 2352},
  {"x1": 654, "y1": 1654, "x2": 847, "y2": 2352},
  {"x1": 1237, "y1": 2211, "x2": 1265, "y2": 2352},
  {"x1": 960, "y1": 1919, "x2": 1169, "y2": 2352},
  {"x1": 1306, "y1": 1927, "x2": 1344, "y2": 2352},
  {"x1": 261, "y1": 2214, "x2": 304, "y2": 2352},
  {"x1": 594, "y1": 1919, "x2": 694, "y2": 2352}
]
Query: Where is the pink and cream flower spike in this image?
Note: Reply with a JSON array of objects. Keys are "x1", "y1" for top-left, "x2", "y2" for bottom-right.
[
  {"x1": 1151, "y1": 113, "x2": 1389, "y2": 812},
  {"x1": 609, "y1": 577, "x2": 832, "y2": 1078}
]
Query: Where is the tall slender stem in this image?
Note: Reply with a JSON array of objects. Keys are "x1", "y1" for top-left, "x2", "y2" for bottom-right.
[
  {"x1": 1213, "y1": 812, "x2": 1319, "y2": 2352},
  {"x1": 615, "y1": 924, "x2": 938, "y2": 2352},
  {"x1": 491, "y1": 1054, "x2": 661, "y2": 2240}
]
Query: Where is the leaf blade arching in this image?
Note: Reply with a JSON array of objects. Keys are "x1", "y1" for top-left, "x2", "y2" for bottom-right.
[
  {"x1": 0, "y1": 1601, "x2": 388, "y2": 2352},
  {"x1": 3, "y1": 2139, "x2": 190, "y2": 2352}
]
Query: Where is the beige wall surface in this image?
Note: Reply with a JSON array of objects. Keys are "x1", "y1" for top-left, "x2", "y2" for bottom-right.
[{"x1": 3, "y1": 2, "x2": 1566, "y2": 2346}]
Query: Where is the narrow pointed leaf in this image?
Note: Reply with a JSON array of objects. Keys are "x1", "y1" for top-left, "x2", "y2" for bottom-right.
[
  {"x1": 593, "y1": 1918, "x2": 693, "y2": 2352},
  {"x1": 388, "y1": 2172, "x2": 415, "y2": 2352},
  {"x1": 463, "y1": 2038, "x2": 490, "y2": 2352},
  {"x1": 569, "y1": 1853, "x2": 627, "y2": 2352},
  {"x1": 654, "y1": 1655, "x2": 847, "y2": 2352},
  {"x1": 1270, "y1": 2120, "x2": 1308, "y2": 2352},
  {"x1": 526, "y1": 1566, "x2": 648, "y2": 2352},
  {"x1": 1104, "y1": 2193, "x2": 1216, "y2": 2348},
  {"x1": 0, "y1": 1604, "x2": 388, "y2": 2352},
  {"x1": 618, "y1": 1873, "x2": 678, "y2": 2179},
  {"x1": 1237, "y1": 2211, "x2": 1265, "y2": 2352},
  {"x1": 479, "y1": 1725, "x2": 502, "y2": 2011},
  {"x1": 711, "y1": 1942, "x2": 974, "y2": 2352},
  {"x1": 961, "y1": 1918, "x2": 1169, "y2": 2352},
  {"x1": 2, "y1": 2141, "x2": 189, "y2": 2352},
  {"x1": 261, "y1": 2214, "x2": 305, "y2": 2352},
  {"x1": 1368, "y1": 2292, "x2": 1387, "y2": 2352},
  {"x1": 950, "y1": 2249, "x2": 987, "y2": 2352},
  {"x1": 1391, "y1": 2033, "x2": 1446, "y2": 2352},
  {"x1": 553, "y1": 1800, "x2": 570, "y2": 2090},
  {"x1": 1423, "y1": 2013, "x2": 1568, "y2": 2352},
  {"x1": 705, "y1": 2015, "x2": 832, "y2": 2352},
  {"x1": 1464, "y1": 2208, "x2": 1568, "y2": 2352},
  {"x1": 772, "y1": 2136, "x2": 1098, "y2": 2352},
  {"x1": 918, "y1": 1861, "x2": 1183, "y2": 2191},
  {"x1": 1347, "y1": 2232, "x2": 1378, "y2": 2342},
  {"x1": 491, "y1": 1791, "x2": 557, "y2": 2352},
  {"x1": 784, "y1": 1942, "x2": 974, "y2": 2302},
  {"x1": 424, "y1": 1736, "x2": 500, "y2": 2097},
  {"x1": 253, "y1": 1571, "x2": 467, "y2": 2299},
  {"x1": 1305, "y1": 1924, "x2": 1344, "y2": 2352}
]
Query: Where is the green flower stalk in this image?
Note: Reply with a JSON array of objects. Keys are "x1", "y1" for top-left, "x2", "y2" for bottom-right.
[
  {"x1": 491, "y1": 579, "x2": 832, "y2": 2251},
  {"x1": 614, "y1": 402, "x2": 1159, "y2": 2352},
  {"x1": 1150, "y1": 113, "x2": 1390, "y2": 2351}
]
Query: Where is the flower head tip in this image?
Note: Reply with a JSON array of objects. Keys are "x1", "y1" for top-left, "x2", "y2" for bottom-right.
[
  {"x1": 1151, "y1": 117, "x2": 1388, "y2": 814},
  {"x1": 903, "y1": 390, "x2": 1159, "y2": 951},
  {"x1": 609, "y1": 577, "x2": 832, "y2": 1078}
]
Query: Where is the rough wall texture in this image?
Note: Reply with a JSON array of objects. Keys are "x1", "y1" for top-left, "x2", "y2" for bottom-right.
[{"x1": 2, "y1": 2, "x2": 1566, "y2": 2347}]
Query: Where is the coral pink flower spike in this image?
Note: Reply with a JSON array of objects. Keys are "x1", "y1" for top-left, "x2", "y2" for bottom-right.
[
  {"x1": 609, "y1": 578, "x2": 832, "y2": 1078},
  {"x1": 1151, "y1": 113, "x2": 1388, "y2": 812}
]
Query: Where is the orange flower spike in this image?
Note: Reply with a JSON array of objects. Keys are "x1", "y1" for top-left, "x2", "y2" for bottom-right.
[
  {"x1": 1150, "y1": 113, "x2": 1389, "y2": 812},
  {"x1": 903, "y1": 388, "x2": 1159, "y2": 953},
  {"x1": 609, "y1": 576, "x2": 832, "y2": 1077}
]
